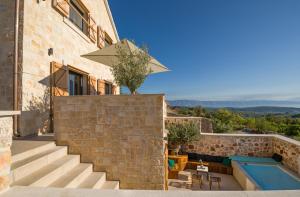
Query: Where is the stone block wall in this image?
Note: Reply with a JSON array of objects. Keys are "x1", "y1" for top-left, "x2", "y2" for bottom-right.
[
  {"x1": 186, "y1": 134, "x2": 273, "y2": 157},
  {"x1": 273, "y1": 136, "x2": 300, "y2": 174},
  {"x1": 54, "y1": 95, "x2": 166, "y2": 190},
  {"x1": 186, "y1": 133, "x2": 300, "y2": 174},
  {"x1": 165, "y1": 117, "x2": 213, "y2": 133},
  {"x1": 0, "y1": 0, "x2": 16, "y2": 110},
  {"x1": 0, "y1": 111, "x2": 19, "y2": 192}
]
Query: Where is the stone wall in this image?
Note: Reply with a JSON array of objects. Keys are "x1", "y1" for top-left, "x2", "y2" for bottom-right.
[
  {"x1": 165, "y1": 117, "x2": 213, "y2": 133},
  {"x1": 273, "y1": 136, "x2": 300, "y2": 174},
  {"x1": 0, "y1": 1, "x2": 16, "y2": 110},
  {"x1": 186, "y1": 134, "x2": 273, "y2": 157},
  {"x1": 0, "y1": 111, "x2": 20, "y2": 192},
  {"x1": 186, "y1": 133, "x2": 300, "y2": 174},
  {"x1": 54, "y1": 95, "x2": 166, "y2": 190}
]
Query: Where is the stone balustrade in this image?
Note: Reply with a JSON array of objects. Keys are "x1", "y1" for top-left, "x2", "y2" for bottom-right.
[{"x1": 0, "y1": 111, "x2": 20, "y2": 193}]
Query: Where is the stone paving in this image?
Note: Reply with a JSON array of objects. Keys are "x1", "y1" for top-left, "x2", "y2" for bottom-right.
[
  {"x1": 168, "y1": 170, "x2": 242, "y2": 191},
  {"x1": 1, "y1": 186, "x2": 300, "y2": 197}
]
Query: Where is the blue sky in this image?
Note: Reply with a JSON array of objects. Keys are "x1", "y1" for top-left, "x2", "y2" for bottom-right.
[{"x1": 109, "y1": 0, "x2": 300, "y2": 101}]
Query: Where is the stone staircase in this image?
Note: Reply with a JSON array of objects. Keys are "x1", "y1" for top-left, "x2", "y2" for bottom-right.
[{"x1": 11, "y1": 141, "x2": 119, "y2": 190}]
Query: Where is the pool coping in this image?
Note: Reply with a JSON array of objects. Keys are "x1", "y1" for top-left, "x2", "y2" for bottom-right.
[{"x1": 232, "y1": 161, "x2": 261, "y2": 190}]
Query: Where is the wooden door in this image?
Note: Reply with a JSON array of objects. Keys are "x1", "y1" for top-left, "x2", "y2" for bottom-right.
[{"x1": 50, "y1": 61, "x2": 69, "y2": 132}]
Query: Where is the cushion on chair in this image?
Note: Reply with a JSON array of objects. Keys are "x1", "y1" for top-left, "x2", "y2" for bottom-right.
[
  {"x1": 222, "y1": 158, "x2": 232, "y2": 166},
  {"x1": 168, "y1": 159, "x2": 175, "y2": 169}
]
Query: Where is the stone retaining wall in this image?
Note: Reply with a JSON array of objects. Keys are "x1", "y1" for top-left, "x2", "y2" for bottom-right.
[
  {"x1": 54, "y1": 95, "x2": 166, "y2": 190},
  {"x1": 0, "y1": 111, "x2": 20, "y2": 192},
  {"x1": 273, "y1": 136, "x2": 300, "y2": 174},
  {"x1": 165, "y1": 117, "x2": 213, "y2": 133},
  {"x1": 186, "y1": 133, "x2": 300, "y2": 174}
]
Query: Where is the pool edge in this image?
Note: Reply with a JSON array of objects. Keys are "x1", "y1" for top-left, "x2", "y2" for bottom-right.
[{"x1": 232, "y1": 161, "x2": 260, "y2": 191}]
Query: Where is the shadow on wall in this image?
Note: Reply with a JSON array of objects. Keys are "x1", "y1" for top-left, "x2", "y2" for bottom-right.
[{"x1": 21, "y1": 87, "x2": 51, "y2": 136}]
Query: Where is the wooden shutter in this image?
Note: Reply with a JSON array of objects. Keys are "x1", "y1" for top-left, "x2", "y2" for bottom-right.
[
  {"x1": 97, "y1": 79, "x2": 105, "y2": 95},
  {"x1": 97, "y1": 26, "x2": 105, "y2": 49},
  {"x1": 88, "y1": 76, "x2": 97, "y2": 95},
  {"x1": 50, "y1": 62, "x2": 69, "y2": 96},
  {"x1": 88, "y1": 14, "x2": 97, "y2": 43},
  {"x1": 53, "y1": 0, "x2": 70, "y2": 17}
]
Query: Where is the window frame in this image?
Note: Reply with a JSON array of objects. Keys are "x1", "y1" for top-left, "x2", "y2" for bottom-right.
[
  {"x1": 68, "y1": 65, "x2": 89, "y2": 96},
  {"x1": 104, "y1": 31, "x2": 113, "y2": 47},
  {"x1": 68, "y1": 0, "x2": 89, "y2": 35},
  {"x1": 104, "y1": 81, "x2": 113, "y2": 95},
  {"x1": 68, "y1": 70, "x2": 83, "y2": 96}
]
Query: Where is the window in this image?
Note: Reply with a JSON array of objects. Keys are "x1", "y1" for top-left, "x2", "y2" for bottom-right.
[
  {"x1": 69, "y1": 71, "x2": 83, "y2": 95},
  {"x1": 104, "y1": 32, "x2": 113, "y2": 47},
  {"x1": 69, "y1": 0, "x2": 88, "y2": 34},
  {"x1": 105, "y1": 82, "x2": 113, "y2": 95}
]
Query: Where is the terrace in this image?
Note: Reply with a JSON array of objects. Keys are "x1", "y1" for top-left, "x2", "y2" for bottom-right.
[{"x1": 2, "y1": 101, "x2": 300, "y2": 194}]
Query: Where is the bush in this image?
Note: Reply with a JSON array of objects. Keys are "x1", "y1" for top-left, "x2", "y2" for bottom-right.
[
  {"x1": 212, "y1": 119, "x2": 233, "y2": 133},
  {"x1": 284, "y1": 125, "x2": 300, "y2": 136}
]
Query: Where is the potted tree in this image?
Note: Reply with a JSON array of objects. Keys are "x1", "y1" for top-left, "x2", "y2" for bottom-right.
[
  {"x1": 166, "y1": 122, "x2": 200, "y2": 155},
  {"x1": 111, "y1": 43, "x2": 151, "y2": 94}
]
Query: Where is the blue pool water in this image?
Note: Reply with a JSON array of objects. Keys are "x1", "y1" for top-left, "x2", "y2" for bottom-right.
[{"x1": 240, "y1": 163, "x2": 300, "y2": 190}]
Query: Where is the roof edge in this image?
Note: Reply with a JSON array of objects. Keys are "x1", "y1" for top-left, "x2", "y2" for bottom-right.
[{"x1": 104, "y1": 0, "x2": 120, "y2": 42}]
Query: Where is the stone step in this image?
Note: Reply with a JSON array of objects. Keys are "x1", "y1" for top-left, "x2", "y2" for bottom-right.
[
  {"x1": 100, "y1": 181, "x2": 120, "y2": 190},
  {"x1": 11, "y1": 146, "x2": 68, "y2": 182},
  {"x1": 12, "y1": 141, "x2": 56, "y2": 163},
  {"x1": 49, "y1": 163, "x2": 93, "y2": 188},
  {"x1": 12, "y1": 155, "x2": 79, "y2": 187},
  {"x1": 78, "y1": 172, "x2": 106, "y2": 189}
]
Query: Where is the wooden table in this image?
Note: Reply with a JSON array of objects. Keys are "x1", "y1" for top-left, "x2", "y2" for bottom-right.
[{"x1": 197, "y1": 165, "x2": 209, "y2": 180}]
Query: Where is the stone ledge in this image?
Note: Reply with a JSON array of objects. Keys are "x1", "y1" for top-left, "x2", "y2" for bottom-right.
[
  {"x1": 1, "y1": 186, "x2": 300, "y2": 197},
  {"x1": 200, "y1": 133, "x2": 300, "y2": 146}
]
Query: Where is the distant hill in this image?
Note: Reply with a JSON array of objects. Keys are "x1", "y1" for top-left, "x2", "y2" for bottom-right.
[
  {"x1": 225, "y1": 106, "x2": 300, "y2": 115},
  {"x1": 168, "y1": 100, "x2": 300, "y2": 115},
  {"x1": 168, "y1": 100, "x2": 300, "y2": 108}
]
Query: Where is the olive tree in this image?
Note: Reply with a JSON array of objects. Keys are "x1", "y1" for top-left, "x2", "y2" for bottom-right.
[
  {"x1": 166, "y1": 122, "x2": 200, "y2": 154},
  {"x1": 111, "y1": 43, "x2": 151, "y2": 94}
]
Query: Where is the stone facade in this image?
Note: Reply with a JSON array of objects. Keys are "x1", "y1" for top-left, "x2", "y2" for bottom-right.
[
  {"x1": 54, "y1": 95, "x2": 167, "y2": 190},
  {"x1": 0, "y1": 111, "x2": 20, "y2": 192},
  {"x1": 186, "y1": 133, "x2": 300, "y2": 174},
  {"x1": 0, "y1": 0, "x2": 120, "y2": 136},
  {"x1": 165, "y1": 117, "x2": 213, "y2": 133}
]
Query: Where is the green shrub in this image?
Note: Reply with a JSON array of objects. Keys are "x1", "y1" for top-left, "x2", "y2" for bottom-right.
[{"x1": 284, "y1": 125, "x2": 300, "y2": 136}]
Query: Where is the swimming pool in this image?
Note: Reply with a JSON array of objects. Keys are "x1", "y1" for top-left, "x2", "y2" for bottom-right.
[{"x1": 239, "y1": 163, "x2": 300, "y2": 190}]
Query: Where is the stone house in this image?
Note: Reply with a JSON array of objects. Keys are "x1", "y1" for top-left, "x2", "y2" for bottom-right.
[{"x1": 0, "y1": 0, "x2": 120, "y2": 136}]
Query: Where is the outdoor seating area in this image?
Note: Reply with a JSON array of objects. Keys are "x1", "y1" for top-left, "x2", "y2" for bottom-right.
[
  {"x1": 167, "y1": 153, "x2": 239, "y2": 191},
  {"x1": 168, "y1": 170, "x2": 242, "y2": 191}
]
